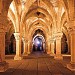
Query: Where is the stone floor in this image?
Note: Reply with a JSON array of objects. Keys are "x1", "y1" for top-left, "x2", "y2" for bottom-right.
[{"x1": 0, "y1": 51, "x2": 75, "y2": 75}]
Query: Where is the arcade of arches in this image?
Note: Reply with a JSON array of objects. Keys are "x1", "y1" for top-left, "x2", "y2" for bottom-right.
[{"x1": 0, "y1": 0, "x2": 75, "y2": 72}]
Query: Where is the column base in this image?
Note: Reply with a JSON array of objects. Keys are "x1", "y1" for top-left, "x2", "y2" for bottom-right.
[
  {"x1": 23, "y1": 52, "x2": 28, "y2": 56},
  {"x1": 54, "y1": 54, "x2": 63, "y2": 60},
  {"x1": 67, "y1": 62, "x2": 75, "y2": 71},
  {"x1": 14, "y1": 55, "x2": 23, "y2": 60},
  {"x1": 47, "y1": 51, "x2": 51, "y2": 54},
  {"x1": 50, "y1": 53, "x2": 55, "y2": 56},
  {"x1": 0, "y1": 61, "x2": 9, "y2": 72},
  {"x1": 28, "y1": 52, "x2": 30, "y2": 54}
]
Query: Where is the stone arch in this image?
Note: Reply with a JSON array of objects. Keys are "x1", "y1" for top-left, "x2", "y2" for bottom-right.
[
  {"x1": 21, "y1": 0, "x2": 55, "y2": 23},
  {"x1": 62, "y1": 22, "x2": 70, "y2": 54},
  {"x1": 1, "y1": 0, "x2": 13, "y2": 15},
  {"x1": 29, "y1": 26, "x2": 48, "y2": 41},
  {"x1": 8, "y1": 8, "x2": 16, "y2": 32},
  {"x1": 42, "y1": 0, "x2": 56, "y2": 18},
  {"x1": 32, "y1": 31, "x2": 46, "y2": 52},
  {"x1": 24, "y1": 7, "x2": 53, "y2": 23},
  {"x1": 61, "y1": 12, "x2": 67, "y2": 27},
  {"x1": 2, "y1": 0, "x2": 22, "y2": 16},
  {"x1": 8, "y1": 0, "x2": 21, "y2": 32},
  {"x1": 61, "y1": 32, "x2": 68, "y2": 54},
  {"x1": 28, "y1": 19, "x2": 50, "y2": 33},
  {"x1": 28, "y1": 23, "x2": 49, "y2": 53}
]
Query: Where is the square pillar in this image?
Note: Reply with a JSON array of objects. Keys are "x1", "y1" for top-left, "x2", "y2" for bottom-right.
[
  {"x1": 54, "y1": 33, "x2": 63, "y2": 60},
  {"x1": 0, "y1": 32, "x2": 8, "y2": 72},
  {"x1": 67, "y1": 25, "x2": 75, "y2": 71},
  {"x1": 14, "y1": 33, "x2": 22, "y2": 60}
]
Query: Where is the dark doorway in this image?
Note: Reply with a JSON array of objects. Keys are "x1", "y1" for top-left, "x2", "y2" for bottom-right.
[
  {"x1": 61, "y1": 33, "x2": 68, "y2": 54},
  {"x1": 5, "y1": 34, "x2": 16, "y2": 55}
]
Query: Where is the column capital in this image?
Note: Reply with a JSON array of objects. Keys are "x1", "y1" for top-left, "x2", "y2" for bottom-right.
[
  {"x1": 68, "y1": 26, "x2": 75, "y2": 35},
  {"x1": 54, "y1": 32, "x2": 63, "y2": 40},
  {"x1": 68, "y1": 20, "x2": 75, "y2": 27},
  {"x1": 67, "y1": 20, "x2": 75, "y2": 34},
  {"x1": 14, "y1": 33, "x2": 20, "y2": 40},
  {"x1": 22, "y1": 37, "x2": 25, "y2": 43},
  {"x1": 50, "y1": 39, "x2": 55, "y2": 43}
]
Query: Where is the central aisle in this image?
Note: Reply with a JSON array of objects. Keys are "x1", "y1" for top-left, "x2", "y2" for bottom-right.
[{"x1": 1, "y1": 52, "x2": 75, "y2": 75}]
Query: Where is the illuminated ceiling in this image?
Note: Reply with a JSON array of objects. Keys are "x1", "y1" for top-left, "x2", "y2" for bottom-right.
[{"x1": 7, "y1": 0, "x2": 67, "y2": 39}]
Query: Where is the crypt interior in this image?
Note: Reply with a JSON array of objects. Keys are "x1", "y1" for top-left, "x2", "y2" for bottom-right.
[{"x1": 0, "y1": 0, "x2": 75, "y2": 74}]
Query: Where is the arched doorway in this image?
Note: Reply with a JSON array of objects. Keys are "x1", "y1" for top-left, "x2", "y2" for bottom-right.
[
  {"x1": 31, "y1": 29, "x2": 46, "y2": 53},
  {"x1": 32, "y1": 36, "x2": 45, "y2": 52},
  {"x1": 61, "y1": 33, "x2": 68, "y2": 54},
  {"x1": 5, "y1": 34, "x2": 16, "y2": 55}
]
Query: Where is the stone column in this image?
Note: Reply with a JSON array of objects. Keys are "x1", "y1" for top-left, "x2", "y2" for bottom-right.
[
  {"x1": 54, "y1": 33, "x2": 63, "y2": 60},
  {"x1": 27, "y1": 41, "x2": 30, "y2": 54},
  {"x1": 0, "y1": 0, "x2": 2, "y2": 13},
  {"x1": 43, "y1": 42, "x2": 45, "y2": 52},
  {"x1": 0, "y1": 32, "x2": 8, "y2": 72},
  {"x1": 47, "y1": 41, "x2": 51, "y2": 54},
  {"x1": 67, "y1": 26, "x2": 75, "y2": 71},
  {"x1": 50, "y1": 40, "x2": 55, "y2": 55},
  {"x1": 23, "y1": 39, "x2": 28, "y2": 56},
  {"x1": 14, "y1": 33, "x2": 22, "y2": 60}
]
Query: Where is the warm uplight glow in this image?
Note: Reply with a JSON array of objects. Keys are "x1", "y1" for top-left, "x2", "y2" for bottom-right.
[
  {"x1": 21, "y1": 0, "x2": 25, "y2": 10},
  {"x1": 54, "y1": 7, "x2": 58, "y2": 13},
  {"x1": 8, "y1": 11, "x2": 16, "y2": 32},
  {"x1": 61, "y1": 7, "x2": 65, "y2": 17},
  {"x1": 10, "y1": 1, "x2": 15, "y2": 14},
  {"x1": 0, "y1": 0, "x2": 75, "y2": 72}
]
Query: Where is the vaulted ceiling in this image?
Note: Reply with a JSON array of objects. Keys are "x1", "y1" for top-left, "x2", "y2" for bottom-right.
[
  {"x1": 2, "y1": 0, "x2": 74, "y2": 40},
  {"x1": 7, "y1": 0, "x2": 67, "y2": 38}
]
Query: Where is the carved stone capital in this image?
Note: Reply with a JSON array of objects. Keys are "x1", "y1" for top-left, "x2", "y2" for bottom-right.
[
  {"x1": 49, "y1": 38, "x2": 55, "y2": 43},
  {"x1": 14, "y1": 33, "x2": 20, "y2": 40},
  {"x1": 22, "y1": 37, "x2": 25, "y2": 42},
  {"x1": 68, "y1": 20, "x2": 75, "y2": 27},
  {"x1": 25, "y1": 40, "x2": 28, "y2": 43},
  {"x1": 54, "y1": 32, "x2": 63, "y2": 40},
  {"x1": 68, "y1": 26, "x2": 75, "y2": 35}
]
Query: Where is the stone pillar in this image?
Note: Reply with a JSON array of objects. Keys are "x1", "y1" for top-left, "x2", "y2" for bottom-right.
[
  {"x1": 23, "y1": 40, "x2": 28, "y2": 56},
  {"x1": 51, "y1": 40, "x2": 55, "y2": 55},
  {"x1": 54, "y1": 33, "x2": 63, "y2": 60},
  {"x1": 0, "y1": 0, "x2": 2, "y2": 13},
  {"x1": 47, "y1": 41, "x2": 51, "y2": 54},
  {"x1": 67, "y1": 25, "x2": 75, "y2": 71},
  {"x1": 14, "y1": 33, "x2": 22, "y2": 60},
  {"x1": 0, "y1": 32, "x2": 8, "y2": 72},
  {"x1": 27, "y1": 41, "x2": 30, "y2": 54},
  {"x1": 43, "y1": 42, "x2": 45, "y2": 52}
]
